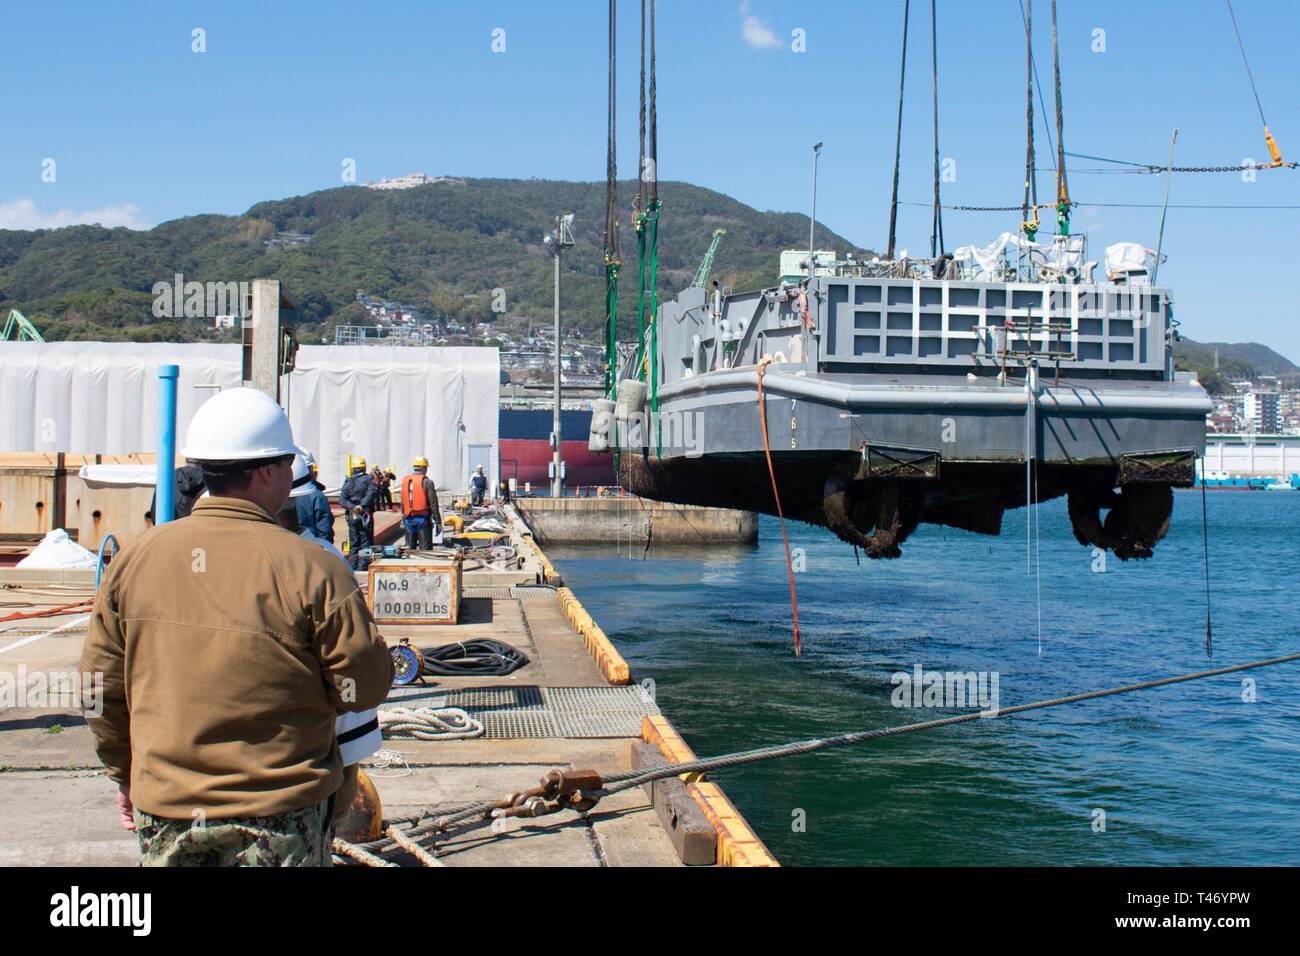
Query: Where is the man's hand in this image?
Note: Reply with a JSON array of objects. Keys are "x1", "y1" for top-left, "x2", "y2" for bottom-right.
[{"x1": 116, "y1": 784, "x2": 136, "y2": 832}]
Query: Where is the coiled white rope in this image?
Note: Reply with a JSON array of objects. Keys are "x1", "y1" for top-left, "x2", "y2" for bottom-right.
[{"x1": 378, "y1": 706, "x2": 484, "y2": 740}]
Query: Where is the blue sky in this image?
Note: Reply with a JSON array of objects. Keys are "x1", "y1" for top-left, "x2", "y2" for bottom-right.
[{"x1": 4, "y1": 0, "x2": 1298, "y2": 358}]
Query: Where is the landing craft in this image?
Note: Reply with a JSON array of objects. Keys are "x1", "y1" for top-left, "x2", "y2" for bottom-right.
[{"x1": 601, "y1": 240, "x2": 1210, "y2": 560}]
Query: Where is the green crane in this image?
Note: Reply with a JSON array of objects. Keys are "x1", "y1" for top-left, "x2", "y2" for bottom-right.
[
  {"x1": 1, "y1": 309, "x2": 44, "y2": 342},
  {"x1": 689, "y1": 228, "x2": 726, "y2": 288}
]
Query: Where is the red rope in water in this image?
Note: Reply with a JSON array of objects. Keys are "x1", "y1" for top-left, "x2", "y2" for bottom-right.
[{"x1": 756, "y1": 358, "x2": 802, "y2": 656}]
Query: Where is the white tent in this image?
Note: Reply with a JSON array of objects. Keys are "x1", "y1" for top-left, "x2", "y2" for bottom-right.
[{"x1": 0, "y1": 342, "x2": 499, "y2": 493}]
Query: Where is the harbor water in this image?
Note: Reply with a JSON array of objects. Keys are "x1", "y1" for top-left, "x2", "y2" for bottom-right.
[{"x1": 549, "y1": 492, "x2": 1300, "y2": 866}]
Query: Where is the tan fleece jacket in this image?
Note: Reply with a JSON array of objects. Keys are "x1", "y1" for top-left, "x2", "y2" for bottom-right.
[{"x1": 79, "y1": 496, "x2": 392, "y2": 819}]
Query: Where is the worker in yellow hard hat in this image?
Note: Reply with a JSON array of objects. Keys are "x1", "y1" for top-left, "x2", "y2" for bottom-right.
[
  {"x1": 340, "y1": 456, "x2": 376, "y2": 570},
  {"x1": 399, "y1": 454, "x2": 442, "y2": 550},
  {"x1": 371, "y1": 464, "x2": 393, "y2": 512}
]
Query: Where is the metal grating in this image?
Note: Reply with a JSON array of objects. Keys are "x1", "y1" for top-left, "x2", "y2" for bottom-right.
[
  {"x1": 390, "y1": 685, "x2": 661, "y2": 739},
  {"x1": 511, "y1": 585, "x2": 560, "y2": 601},
  {"x1": 440, "y1": 685, "x2": 560, "y2": 739},
  {"x1": 463, "y1": 586, "x2": 514, "y2": 600},
  {"x1": 544, "y1": 686, "x2": 660, "y2": 739}
]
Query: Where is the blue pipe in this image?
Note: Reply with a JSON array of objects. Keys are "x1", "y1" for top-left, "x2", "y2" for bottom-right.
[
  {"x1": 95, "y1": 534, "x2": 120, "y2": 589},
  {"x1": 156, "y1": 364, "x2": 179, "y2": 524}
]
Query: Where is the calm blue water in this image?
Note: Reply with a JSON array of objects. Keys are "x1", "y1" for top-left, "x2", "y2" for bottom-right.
[{"x1": 548, "y1": 492, "x2": 1300, "y2": 866}]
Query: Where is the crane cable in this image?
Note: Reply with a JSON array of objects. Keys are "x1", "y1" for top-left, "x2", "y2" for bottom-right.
[
  {"x1": 885, "y1": 0, "x2": 909, "y2": 259},
  {"x1": 1018, "y1": 0, "x2": 1056, "y2": 174},
  {"x1": 1050, "y1": 0, "x2": 1069, "y2": 233},
  {"x1": 1225, "y1": 0, "x2": 1290, "y2": 168},
  {"x1": 929, "y1": 0, "x2": 944, "y2": 258},
  {"x1": 756, "y1": 357, "x2": 802, "y2": 657},
  {"x1": 646, "y1": 0, "x2": 662, "y2": 458},
  {"x1": 603, "y1": 0, "x2": 620, "y2": 402},
  {"x1": 1021, "y1": 0, "x2": 1039, "y2": 240},
  {"x1": 633, "y1": 0, "x2": 648, "y2": 386}
]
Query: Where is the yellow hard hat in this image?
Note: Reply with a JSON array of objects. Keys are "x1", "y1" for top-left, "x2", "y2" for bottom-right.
[
  {"x1": 352, "y1": 456, "x2": 367, "y2": 472},
  {"x1": 413, "y1": 455, "x2": 429, "y2": 468}
]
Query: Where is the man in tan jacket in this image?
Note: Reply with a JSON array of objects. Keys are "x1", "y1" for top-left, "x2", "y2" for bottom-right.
[{"x1": 80, "y1": 387, "x2": 392, "y2": 866}]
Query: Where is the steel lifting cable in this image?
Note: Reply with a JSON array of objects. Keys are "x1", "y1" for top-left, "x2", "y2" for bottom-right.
[
  {"x1": 366, "y1": 651, "x2": 1300, "y2": 848},
  {"x1": 1225, "y1": 0, "x2": 1267, "y2": 130},
  {"x1": 595, "y1": 653, "x2": 1300, "y2": 790},
  {"x1": 1021, "y1": 0, "x2": 1039, "y2": 240},
  {"x1": 603, "y1": 0, "x2": 621, "y2": 402},
  {"x1": 646, "y1": 0, "x2": 662, "y2": 457},
  {"x1": 1200, "y1": 457, "x2": 1214, "y2": 654},
  {"x1": 634, "y1": 0, "x2": 648, "y2": 383},
  {"x1": 929, "y1": 0, "x2": 943, "y2": 258},
  {"x1": 886, "y1": 0, "x2": 909, "y2": 259},
  {"x1": 1050, "y1": 0, "x2": 1069, "y2": 233},
  {"x1": 1018, "y1": 0, "x2": 1055, "y2": 175},
  {"x1": 756, "y1": 358, "x2": 802, "y2": 657}
]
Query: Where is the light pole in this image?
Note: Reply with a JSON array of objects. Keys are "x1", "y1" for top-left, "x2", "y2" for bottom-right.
[
  {"x1": 809, "y1": 142, "x2": 823, "y2": 276},
  {"x1": 545, "y1": 213, "x2": 576, "y2": 497}
]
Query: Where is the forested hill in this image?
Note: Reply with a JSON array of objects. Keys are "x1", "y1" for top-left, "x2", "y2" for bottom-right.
[
  {"x1": 1174, "y1": 337, "x2": 1299, "y2": 394},
  {"x1": 0, "y1": 178, "x2": 866, "y2": 343}
]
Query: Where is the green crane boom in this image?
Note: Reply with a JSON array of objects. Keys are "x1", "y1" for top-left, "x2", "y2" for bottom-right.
[
  {"x1": 1, "y1": 309, "x2": 44, "y2": 342},
  {"x1": 689, "y1": 228, "x2": 726, "y2": 288}
]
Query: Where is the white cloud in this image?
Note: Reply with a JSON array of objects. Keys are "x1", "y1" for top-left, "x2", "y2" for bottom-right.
[
  {"x1": 0, "y1": 198, "x2": 151, "y2": 231},
  {"x1": 740, "y1": 1, "x2": 780, "y2": 50}
]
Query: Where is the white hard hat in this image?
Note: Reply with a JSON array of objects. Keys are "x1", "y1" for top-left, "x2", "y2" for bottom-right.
[
  {"x1": 288, "y1": 451, "x2": 316, "y2": 498},
  {"x1": 182, "y1": 387, "x2": 298, "y2": 461}
]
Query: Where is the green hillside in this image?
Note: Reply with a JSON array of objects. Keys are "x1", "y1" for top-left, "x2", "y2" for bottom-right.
[
  {"x1": 1174, "y1": 337, "x2": 1299, "y2": 394},
  {"x1": 0, "y1": 178, "x2": 867, "y2": 344}
]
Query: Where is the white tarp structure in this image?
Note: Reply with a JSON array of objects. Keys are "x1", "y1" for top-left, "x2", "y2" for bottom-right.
[
  {"x1": 0, "y1": 342, "x2": 499, "y2": 493},
  {"x1": 953, "y1": 233, "x2": 1093, "y2": 281},
  {"x1": 1104, "y1": 242, "x2": 1155, "y2": 281}
]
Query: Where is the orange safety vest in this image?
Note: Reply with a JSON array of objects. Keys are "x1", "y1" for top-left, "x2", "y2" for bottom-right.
[{"x1": 400, "y1": 474, "x2": 431, "y2": 516}]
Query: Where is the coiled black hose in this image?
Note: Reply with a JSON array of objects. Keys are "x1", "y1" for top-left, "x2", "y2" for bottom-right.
[{"x1": 415, "y1": 639, "x2": 529, "y2": 677}]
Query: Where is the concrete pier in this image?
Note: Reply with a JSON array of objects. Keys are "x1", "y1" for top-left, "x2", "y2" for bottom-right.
[
  {"x1": 515, "y1": 496, "x2": 757, "y2": 546},
  {"x1": 0, "y1": 508, "x2": 776, "y2": 867}
]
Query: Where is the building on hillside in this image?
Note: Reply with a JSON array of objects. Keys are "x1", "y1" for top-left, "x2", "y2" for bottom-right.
[
  {"x1": 1245, "y1": 390, "x2": 1281, "y2": 434},
  {"x1": 364, "y1": 173, "x2": 466, "y2": 191}
]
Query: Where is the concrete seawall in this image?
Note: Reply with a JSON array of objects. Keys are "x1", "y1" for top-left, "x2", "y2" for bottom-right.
[{"x1": 516, "y1": 496, "x2": 757, "y2": 546}]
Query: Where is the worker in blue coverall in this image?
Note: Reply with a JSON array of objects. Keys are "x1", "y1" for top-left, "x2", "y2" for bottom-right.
[
  {"x1": 293, "y1": 450, "x2": 334, "y2": 544},
  {"x1": 340, "y1": 458, "x2": 377, "y2": 570},
  {"x1": 470, "y1": 464, "x2": 489, "y2": 507}
]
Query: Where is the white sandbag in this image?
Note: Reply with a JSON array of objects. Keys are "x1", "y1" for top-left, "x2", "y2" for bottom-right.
[{"x1": 15, "y1": 529, "x2": 98, "y2": 570}]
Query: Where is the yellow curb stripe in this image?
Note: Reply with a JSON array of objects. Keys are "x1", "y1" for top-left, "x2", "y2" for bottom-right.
[
  {"x1": 641, "y1": 715, "x2": 780, "y2": 868},
  {"x1": 556, "y1": 586, "x2": 631, "y2": 686}
]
